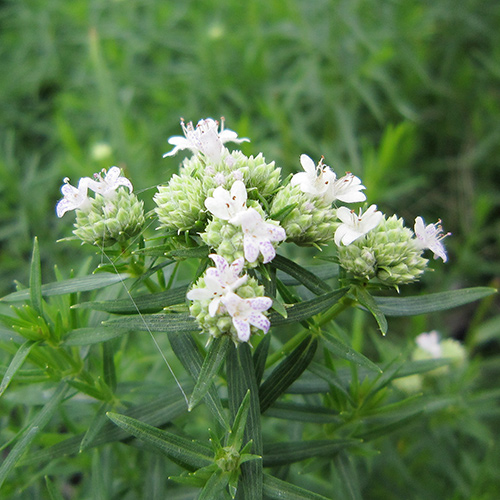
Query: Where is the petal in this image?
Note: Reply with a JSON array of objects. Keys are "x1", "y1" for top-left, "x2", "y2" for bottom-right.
[
  {"x1": 266, "y1": 224, "x2": 286, "y2": 242},
  {"x1": 299, "y1": 154, "x2": 316, "y2": 175},
  {"x1": 243, "y1": 235, "x2": 260, "y2": 263},
  {"x1": 186, "y1": 288, "x2": 213, "y2": 301},
  {"x1": 249, "y1": 296, "x2": 273, "y2": 312},
  {"x1": 233, "y1": 318, "x2": 251, "y2": 342},
  {"x1": 229, "y1": 257, "x2": 245, "y2": 276},
  {"x1": 56, "y1": 198, "x2": 74, "y2": 218},
  {"x1": 230, "y1": 180, "x2": 248, "y2": 206},
  {"x1": 210, "y1": 254, "x2": 228, "y2": 273},
  {"x1": 248, "y1": 313, "x2": 271, "y2": 334},
  {"x1": 258, "y1": 239, "x2": 276, "y2": 264},
  {"x1": 205, "y1": 197, "x2": 231, "y2": 220},
  {"x1": 208, "y1": 297, "x2": 221, "y2": 317},
  {"x1": 336, "y1": 206, "x2": 355, "y2": 225}
]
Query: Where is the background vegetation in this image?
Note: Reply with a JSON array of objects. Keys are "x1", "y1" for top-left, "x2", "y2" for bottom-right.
[{"x1": 1, "y1": 0, "x2": 499, "y2": 498}]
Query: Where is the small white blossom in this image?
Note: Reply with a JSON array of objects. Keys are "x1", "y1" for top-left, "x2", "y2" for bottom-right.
[
  {"x1": 334, "y1": 205, "x2": 383, "y2": 246},
  {"x1": 56, "y1": 177, "x2": 91, "y2": 218},
  {"x1": 186, "y1": 255, "x2": 248, "y2": 317},
  {"x1": 163, "y1": 117, "x2": 249, "y2": 164},
  {"x1": 87, "y1": 167, "x2": 133, "y2": 197},
  {"x1": 204, "y1": 180, "x2": 248, "y2": 222},
  {"x1": 238, "y1": 208, "x2": 286, "y2": 264},
  {"x1": 327, "y1": 173, "x2": 366, "y2": 204},
  {"x1": 222, "y1": 292, "x2": 272, "y2": 342},
  {"x1": 414, "y1": 216, "x2": 449, "y2": 262},
  {"x1": 415, "y1": 331, "x2": 442, "y2": 358},
  {"x1": 291, "y1": 154, "x2": 337, "y2": 199}
]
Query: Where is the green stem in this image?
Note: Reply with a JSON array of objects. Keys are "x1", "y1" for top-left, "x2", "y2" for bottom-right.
[
  {"x1": 265, "y1": 329, "x2": 309, "y2": 368},
  {"x1": 316, "y1": 295, "x2": 356, "y2": 327}
]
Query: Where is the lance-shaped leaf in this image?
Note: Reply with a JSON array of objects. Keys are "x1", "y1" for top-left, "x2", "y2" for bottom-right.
[
  {"x1": 73, "y1": 286, "x2": 189, "y2": 315},
  {"x1": 355, "y1": 286, "x2": 388, "y2": 335},
  {"x1": 271, "y1": 255, "x2": 332, "y2": 295},
  {"x1": 268, "y1": 288, "x2": 349, "y2": 326},
  {"x1": 373, "y1": 286, "x2": 496, "y2": 316},
  {"x1": 259, "y1": 335, "x2": 318, "y2": 413},
  {"x1": 264, "y1": 401, "x2": 340, "y2": 424},
  {"x1": 263, "y1": 474, "x2": 332, "y2": 500},
  {"x1": 188, "y1": 336, "x2": 230, "y2": 411},
  {"x1": 168, "y1": 330, "x2": 229, "y2": 430},
  {"x1": 0, "y1": 383, "x2": 68, "y2": 489},
  {"x1": 321, "y1": 331, "x2": 381, "y2": 373},
  {"x1": 263, "y1": 438, "x2": 360, "y2": 467},
  {"x1": 63, "y1": 326, "x2": 132, "y2": 346},
  {"x1": 103, "y1": 313, "x2": 200, "y2": 333},
  {"x1": 29, "y1": 237, "x2": 43, "y2": 315},
  {"x1": 0, "y1": 340, "x2": 40, "y2": 397},
  {"x1": 1, "y1": 273, "x2": 131, "y2": 302},
  {"x1": 106, "y1": 412, "x2": 212, "y2": 471}
]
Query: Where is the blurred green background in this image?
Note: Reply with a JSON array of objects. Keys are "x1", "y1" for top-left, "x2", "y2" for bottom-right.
[{"x1": 1, "y1": 0, "x2": 499, "y2": 298}]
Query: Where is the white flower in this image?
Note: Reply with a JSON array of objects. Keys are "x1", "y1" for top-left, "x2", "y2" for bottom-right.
[
  {"x1": 291, "y1": 154, "x2": 337, "y2": 199},
  {"x1": 327, "y1": 173, "x2": 366, "y2": 204},
  {"x1": 415, "y1": 331, "x2": 442, "y2": 358},
  {"x1": 163, "y1": 117, "x2": 249, "y2": 163},
  {"x1": 56, "y1": 177, "x2": 91, "y2": 218},
  {"x1": 414, "y1": 216, "x2": 449, "y2": 262},
  {"x1": 186, "y1": 255, "x2": 248, "y2": 317},
  {"x1": 334, "y1": 205, "x2": 383, "y2": 246},
  {"x1": 222, "y1": 292, "x2": 272, "y2": 342},
  {"x1": 204, "y1": 180, "x2": 248, "y2": 222},
  {"x1": 237, "y1": 208, "x2": 286, "y2": 263},
  {"x1": 87, "y1": 167, "x2": 133, "y2": 197}
]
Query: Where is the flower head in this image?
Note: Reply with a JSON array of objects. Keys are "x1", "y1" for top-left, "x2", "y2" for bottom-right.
[
  {"x1": 87, "y1": 167, "x2": 133, "y2": 197},
  {"x1": 222, "y1": 292, "x2": 272, "y2": 342},
  {"x1": 414, "y1": 216, "x2": 449, "y2": 262},
  {"x1": 56, "y1": 177, "x2": 91, "y2": 217},
  {"x1": 186, "y1": 255, "x2": 248, "y2": 316},
  {"x1": 334, "y1": 205, "x2": 383, "y2": 246},
  {"x1": 237, "y1": 208, "x2": 286, "y2": 263},
  {"x1": 291, "y1": 154, "x2": 337, "y2": 199},
  {"x1": 204, "y1": 180, "x2": 248, "y2": 222},
  {"x1": 163, "y1": 117, "x2": 249, "y2": 164}
]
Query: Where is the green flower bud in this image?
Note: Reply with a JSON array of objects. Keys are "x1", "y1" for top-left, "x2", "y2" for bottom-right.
[
  {"x1": 338, "y1": 215, "x2": 427, "y2": 285},
  {"x1": 270, "y1": 184, "x2": 338, "y2": 245},
  {"x1": 154, "y1": 174, "x2": 208, "y2": 232},
  {"x1": 74, "y1": 189, "x2": 144, "y2": 247}
]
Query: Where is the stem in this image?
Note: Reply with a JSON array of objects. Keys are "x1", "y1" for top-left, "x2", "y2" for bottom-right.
[{"x1": 265, "y1": 329, "x2": 309, "y2": 368}]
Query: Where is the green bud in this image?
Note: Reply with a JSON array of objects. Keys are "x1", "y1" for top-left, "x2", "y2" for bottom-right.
[
  {"x1": 73, "y1": 189, "x2": 144, "y2": 247},
  {"x1": 338, "y1": 215, "x2": 427, "y2": 285}
]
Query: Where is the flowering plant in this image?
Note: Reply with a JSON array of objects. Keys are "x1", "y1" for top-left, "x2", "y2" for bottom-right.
[{"x1": 0, "y1": 117, "x2": 495, "y2": 499}]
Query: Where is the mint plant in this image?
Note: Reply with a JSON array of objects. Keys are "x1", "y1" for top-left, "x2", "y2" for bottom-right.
[{"x1": 0, "y1": 117, "x2": 496, "y2": 499}]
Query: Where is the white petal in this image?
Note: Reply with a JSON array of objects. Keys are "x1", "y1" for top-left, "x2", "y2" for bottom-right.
[
  {"x1": 259, "y1": 240, "x2": 276, "y2": 264},
  {"x1": 248, "y1": 313, "x2": 271, "y2": 334},
  {"x1": 56, "y1": 198, "x2": 74, "y2": 218},
  {"x1": 210, "y1": 254, "x2": 228, "y2": 273},
  {"x1": 208, "y1": 297, "x2": 221, "y2": 317},
  {"x1": 243, "y1": 235, "x2": 260, "y2": 263},
  {"x1": 186, "y1": 288, "x2": 213, "y2": 301},
  {"x1": 249, "y1": 296, "x2": 273, "y2": 312},
  {"x1": 299, "y1": 154, "x2": 316, "y2": 175},
  {"x1": 233, "y1": 318, "x2": 251, "y2": 342}
]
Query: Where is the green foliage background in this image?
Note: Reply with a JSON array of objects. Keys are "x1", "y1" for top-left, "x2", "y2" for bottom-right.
[{"x1": 1, "y1": 0, "x2": 499, "y2": 499}]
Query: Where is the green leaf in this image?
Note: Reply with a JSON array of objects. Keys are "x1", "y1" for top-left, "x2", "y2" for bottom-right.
[
  {"x1": 269, "y1": 288, "x2": 349, "y2": 326},
  {"x1": 0, "y1": 340, "x2": 40, "y2": 397},
  {"x1": 63, "y1": 326, "x2": 131, "y2": 346},
  {"x1": 106, "y1": 412, "x2": 213, "y2": 471},
  {"x1": 263, "y1": 439, "x2": 360, "y2": 467},
  {"x1": 393, "y1": 358, "x2": 453, "y2": 378},
  {"x1": 73, "y1": 286, "x2": 188, "y2": 314},
  {"x1": 188, "y1": 336, "x2": 230, "y2": 411},
  {"x1": 278, "y1": 263, "x2": 339, "y2": 288},
  {"x1": 253, "y1": 335, "x2": 271, "y2": 386},
  {"x1": 166, "y1": 245, "x2": 210, "y2": 260},
  {"x1": 1, "y1": 273, "x2": 131, "y2": 302},
  {"x1": 45, "y1": 476, "x2": 65, "y2": 500},
  {"x1": 198, "y1": 469, "x2": 230, "y2": 500},
  {"x1": 355, "y1": 286, "x2": 388, "y2": 335},
  {"x1": 263, "y1": 474, "x2": 331, "y2": 500},
  {"x1": 259, "y1": 335, "x2": 318, "y2": 413},
  {"x1": 264, "y1": 401, "x2": 340, "y2": 424},
  {"x1": 167, "y1": 330, "x2": 229, "y2": 430},
  {"x1": 79, "y1": 402, "x2": 109, "y2": 451},
  {"x1": 228, "y1": 390, "x2": 251, "y2": 450},
  {"x1": 271, "y1": 255, "x2": 332, "y2": 295},
  {"x1": 333, "y1": 452, "x2": 362, "y2": 500},
  {"x1": 321, "y1": 331, "x2": 382, "y2": 373},
  {"x1": 374, "y1": 287, "x2": 497, "y2": 316},
  {"x1": 29, "y1": 237, "x2": 43, "y2": 315},
  {"x1": 0, "y1": 383, "x2": 68, "y2": 489},
  {"x1": 104, "y1": 313, "x2": 199, "y2": 333}
]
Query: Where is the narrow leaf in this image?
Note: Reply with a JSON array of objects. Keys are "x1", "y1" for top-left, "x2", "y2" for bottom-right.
[
  {"x1": 0, "y1": 340, "x2": 40, "y2": 397},
  {"x1": 199, "y1": 469, "x2": 230, "y2": 500},
  {"x1": 45, "y1": 476, "x2": 65, "y2": 500},
  {"x1": 260, "y1": 336, "x2": 318, "y2": 413},
  {"x1": 228, "y1": 390, "x2": 251, "y2": 449},
  {"x1": 271, "y1": 255, "x2": 332, "y2": 295},
  {"x1": 73, "y1": 286, "x2": 188, "y2": 314},
  {"x1": 63, "y1": 326, "x2": 131, "y2": 346},
  {"x1": 374, "y1": 287, "x2": 497, "y2": 316},
  {"x1": 0, "y1": 383, "x2": 68, "y2": 489},
  {"x1": 29, "y1": 237, "x2": 43, "y2": 315},
  {"x1": 188, "y1": 336, "x2": 230, "y2": 411},
  {"x1": 355, "y1": 286, "x2": 388, "y2": 335},
  {"x1": 321, "y1": 331, "x2": 381, "y2": 373},
  {"x1": 263, "y1": 439, "x2": 359, "y2": 467},
  {"x1": 263, "y1": 474, "x2": 331, "y2": 500},
  {"x1": 79, "y1": 403, "x2": 109, "y2": 451},
  {"x1": 2, "y1": 273, "x2": 130, "y2": 302},
  {"x1": 106, "y1": 412, "x2": 212, "y2": 470},
  {"x1": 253, "y1": 335, "x2": 271, "y2": 386},
  {"x1": 334, "y1": 452, "x2": 362, "y2": 500},
  {"x1": 264, "y1": 401, "x2": 340, "y2": 424},
  {"x1": 104, "y1": 313, "x2": 199, "y2": 333},
  {"x1": 269, "y1": 288, "x2": 349, "y2": 326}
]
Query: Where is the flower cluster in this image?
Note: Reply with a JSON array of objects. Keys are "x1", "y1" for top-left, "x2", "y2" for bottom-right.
[
  {"x1": 56, "y1": 117, "x2": 450, "y2": 342},
  {"x1": 56, "y1": 167, "x2": 144, "y2": 247}
]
